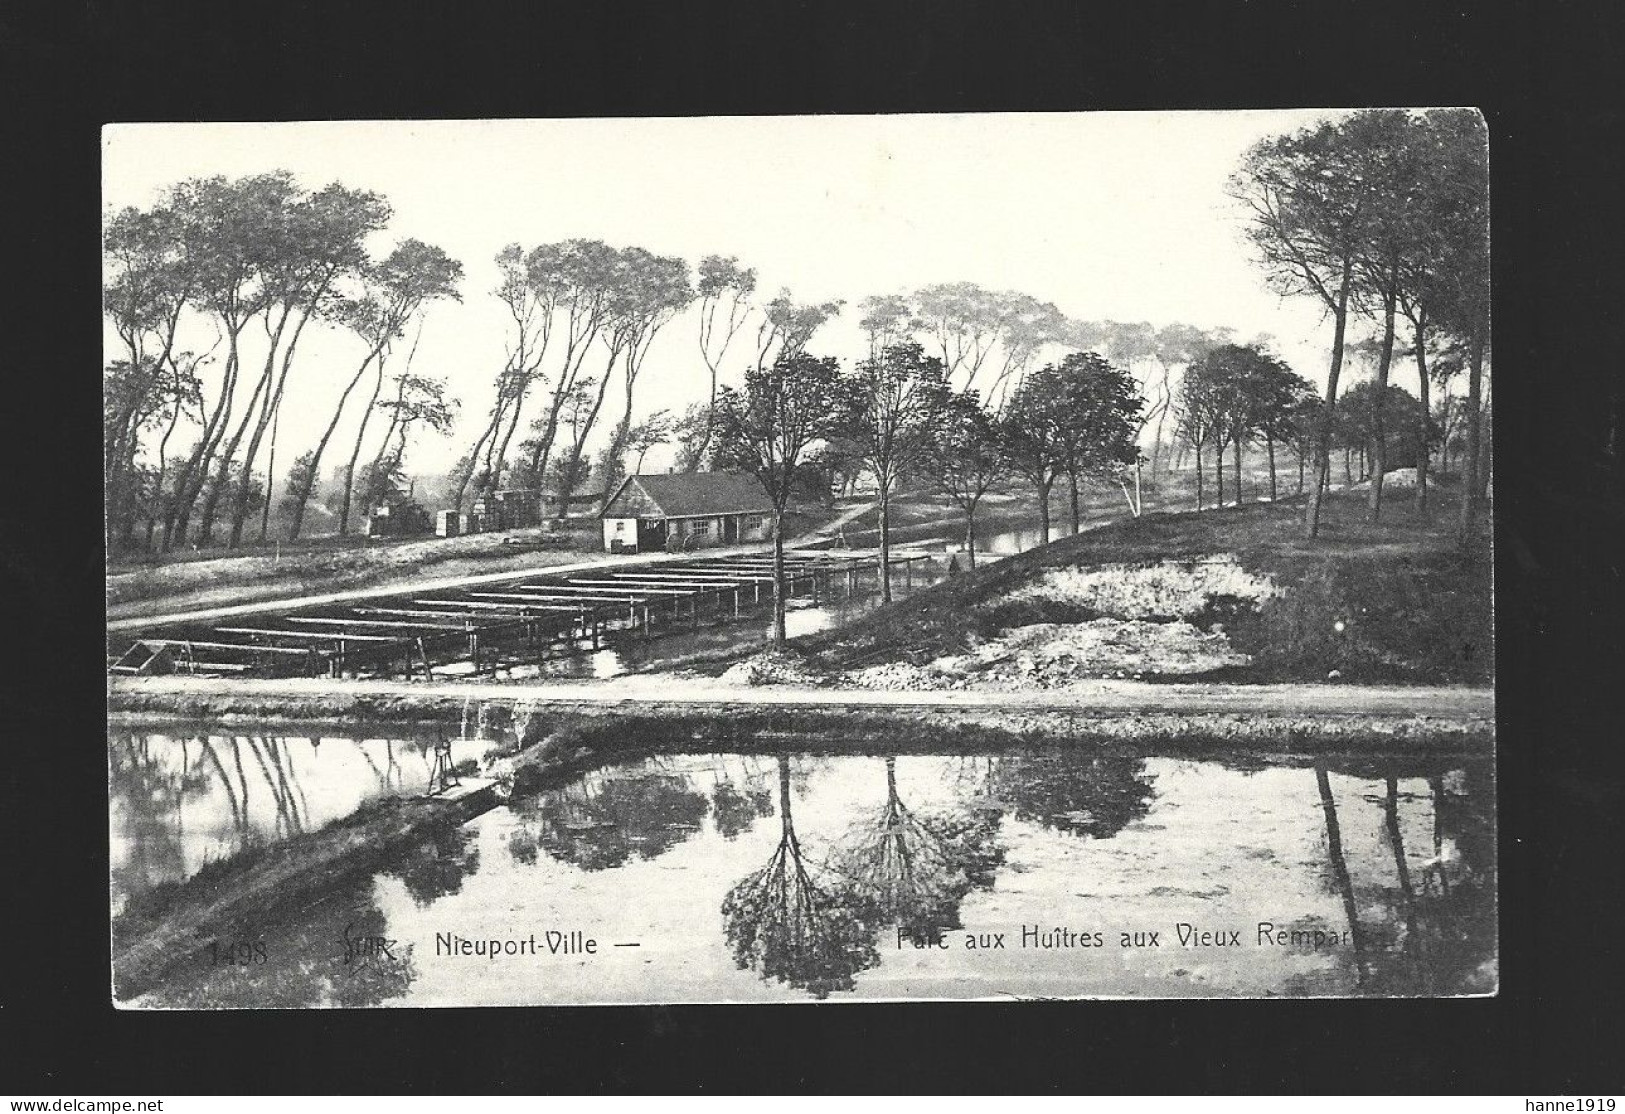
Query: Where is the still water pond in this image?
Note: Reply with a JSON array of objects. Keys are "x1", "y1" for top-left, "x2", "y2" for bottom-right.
[
  {"x1": 114, "y1": 734, "x2": 1495, "y2": 1005},
  {"x1": 109, "y1": 733, "x2": 499, "y2": 917}
]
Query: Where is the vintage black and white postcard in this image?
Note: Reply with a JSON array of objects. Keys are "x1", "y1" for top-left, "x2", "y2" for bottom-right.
[{"x1": 104, "y1": 111, "x2": 1494, "y2": 1008}]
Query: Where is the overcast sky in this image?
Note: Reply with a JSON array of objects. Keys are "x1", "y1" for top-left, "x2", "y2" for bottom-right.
[{"x1": 103, "y1": 111, "x2": 1362, "y2": 477}]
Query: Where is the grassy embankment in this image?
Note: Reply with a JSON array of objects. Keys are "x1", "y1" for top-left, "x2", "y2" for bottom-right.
[{"x1": 727, "y1": 488, "x2": 1493, "y2": 688}]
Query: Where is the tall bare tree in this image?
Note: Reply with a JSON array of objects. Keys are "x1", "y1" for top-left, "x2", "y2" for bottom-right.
[
  {"x1": 217, "y1": 183, "x2": 391, "y2": 547},
  {"x1": 284, "y1": 240, "x2": 463, "y2": 540},
  {"x1": 163, "y1": 174, "x2": 292, "y2": 549},
  {"x1": 682, "y1": 256, "x2": 757, "y2": 470},
  {"x1": 752, "y1": 289, "x2": 843, "y2": 371},
  {"x1": 1231, "y1": 113, "x2": 1389, "y2": 538},
  {"x1": 596, "y1": 249, "x2": 694, "y2": 507}
]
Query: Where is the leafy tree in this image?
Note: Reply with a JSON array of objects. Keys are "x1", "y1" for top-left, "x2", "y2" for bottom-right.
[
  {"x1": 357, "y1": 372, "x2": 457, "y2": 515},
  {"x1": 712, "y1": 352, "x2": 847, "y2": 644},
  {"x1": 103, "y1": 203, "x2": 200, "y2": 550},
  {"x1": 1174, "y1": 358, "x2": 1225, "y2": 511},
  {"x1": 922, "y1": 390, "x2": 1005, "y2": 568},
  {"x1": 998, "y1": 365, "x2": 1072, "y2": 542},
  {"x1": 1412, "y1": 115, "x2": 1491, "y2": 539},
  {"x1": 465, "y1": 243, "x2": 565, "y2": 512},
  {"x1": 1332, "y1": 382, "x2": 1437, "y2": 484},
  {"x1": 1050, "y1": 351, "x2": 1143, "y2": 534},
  {"x1": 1191, "y1": 342, "x2": 1310, "y2": 504},
  {"x1": 988, "y1": 292, "x2": 1069, "y2": 410},
  {"x1": 913, "y1": 282, "x2": 1002, "y2": 392},
  {"x1": 1341, "y1": 112, "x2": 1432, "y2": 523},
  {"x1": 454, "y1": 239, "x2": 616, "y2": 511},
  {"x1": 837, "y1": 341, "x2": 951, "y2": 601}
]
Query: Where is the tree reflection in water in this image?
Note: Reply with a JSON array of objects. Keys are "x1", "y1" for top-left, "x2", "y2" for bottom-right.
[
  {"x1": 828, "y1": 757, "x2": 1004, "y2": 939},
  {"x1": 721, "y1": 756, "x2": 880, "y2": 999},
  {"x1": 1285, "y1": 761, "x2": 1496, "y2": 996},
  {"x1": 982, "y1": 753, "x2": 1157, "y2": 840},
  {"x1": 509, "y1": 763, "x2": 712, "y2": 871},
  {"x1": 710, "y1": 770, "x2": 775, "y2": 840},
  {"x1": 387, "y1": 823, "x2": 482, "y2": 907},
  {"x1": 109, "y1": 735, "x2": 213, "y2": 907}
]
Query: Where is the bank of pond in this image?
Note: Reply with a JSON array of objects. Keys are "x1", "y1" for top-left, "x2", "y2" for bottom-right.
[{"x1": 110, "y1": 719, "x2": 1495, "y2": 1005}]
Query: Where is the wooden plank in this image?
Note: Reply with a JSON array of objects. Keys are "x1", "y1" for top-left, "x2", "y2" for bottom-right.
[
  {"x1": 694, "y1": 560, "x2": 850, "y2": 572},
  {"x1": 509, "y1": 584, "x2": 656, "y2": 597},
  {"x1": 465, "y1": 591, "x2": 635, "y2": 606},
  {"x1": 412, "y1": 598, "x2": 589, "y2": 614},
  {"x1": 284, "y1": 617, "x2": 475, "y2": 632},
  {"x1": 559, "y1": 580, "x2": 700, "y2": 595},
  {"x1": 144, "y1": 640, "x2": 318, "y2": 657},
  {"x1": 476, "y1": 592, "x2": 648, "y2": 606},
  {"x1": 350, "y1": 607, "x2": 489, "y2": 623},
  {"x1": 216, "y1": 627, "x2": 405, "y2": 643},
  {"x1": 603, "y1": 571, "x2": 766, "y2": 584},
  {"x1": 570, "y1": 579, "x2": 725, "y2": 593}
]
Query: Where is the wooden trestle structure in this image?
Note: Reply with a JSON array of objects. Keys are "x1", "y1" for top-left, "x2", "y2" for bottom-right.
[{"x1": 107, "y1": 549, "x2": 932, "y2": 681}]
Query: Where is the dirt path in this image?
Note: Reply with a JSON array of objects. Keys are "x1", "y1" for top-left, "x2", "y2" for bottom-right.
[
  {"x1": 787, "y1": 499, "x2": 878, "y2": 546},
  {"x1": 107, "y1": 541, "x2": 776, "y2": 633},
  {"x1": 110, "y1": 674, "x2": 1495, "y2": 721}
]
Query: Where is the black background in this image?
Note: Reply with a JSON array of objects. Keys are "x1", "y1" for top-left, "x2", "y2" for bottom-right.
[{"x1": 2, "y1": 0, "x2": 1621, "y2": 1095}]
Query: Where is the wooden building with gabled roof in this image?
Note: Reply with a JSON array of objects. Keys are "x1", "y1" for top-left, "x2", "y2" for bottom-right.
[{"x1": 600, "y1": 472, "x2": 774, "y2": 552}]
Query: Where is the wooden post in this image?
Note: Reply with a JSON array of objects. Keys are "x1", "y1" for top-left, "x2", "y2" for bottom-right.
[
  {"x1": 416, "y1": 637, "x2": 434, "y2": 681},
  {"x1": 733, "y1": 586, "x2": 741, "y2": 617}
]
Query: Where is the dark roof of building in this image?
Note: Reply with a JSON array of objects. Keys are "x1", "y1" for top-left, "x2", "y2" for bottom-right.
[{"x1": 602, "y1": 472, "x2": 774, "y2": 519}]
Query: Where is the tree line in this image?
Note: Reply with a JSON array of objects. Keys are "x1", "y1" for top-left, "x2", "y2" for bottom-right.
[
  {"x1": 1229, "y1": 107, "x2": 1490, "y2": 540},
  {"x1": 106, "y1": 109, "x2": 1489, "y2": 557},
  {"x1": 103, "y1": 172, "x2": 463, "y2": 552},
  {"x1": 709, "y1": 341, "x2": 1144, "y2": 644},
  {"x1": 106, "y1": 185, "x2": 1233, "y2": 554}
]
